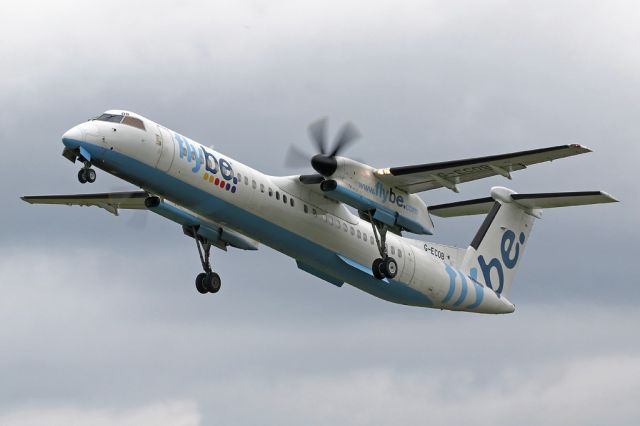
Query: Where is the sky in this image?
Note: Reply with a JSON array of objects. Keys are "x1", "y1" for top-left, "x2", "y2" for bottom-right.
[{"x1": 1, "y1": 0, "x2": 639, "y2": 424}]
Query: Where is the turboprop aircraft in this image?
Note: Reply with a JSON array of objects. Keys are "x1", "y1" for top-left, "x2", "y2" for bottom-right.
[{"x1": 22, "y1": 110, "x2": 617, "y2": 314}]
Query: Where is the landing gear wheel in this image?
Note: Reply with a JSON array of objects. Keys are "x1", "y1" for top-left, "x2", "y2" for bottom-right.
[
  {"x1": 382, "y1": 257, "x2": 398, "y2": 279},
  {"x1": 78, "y1": 168, "x2": 96, "y2": 184},
  {"x1": 190, "y1": 226, "x2": 222, "y2": 295},
  {"x1": 204, "y1": 272, "x2": 221, "y2": 293},
  {"x1": 86, "y1": 168, "x2": 96, "y2": 183},
  {"x1": 195, "y1": 272, "x2": 208, "y2": 294},
  {"x1": 372, "y1": 258, "x2": 386, "y2": 280}
]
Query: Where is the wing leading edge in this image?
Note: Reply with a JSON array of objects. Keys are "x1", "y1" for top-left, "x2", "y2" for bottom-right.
[{"x1": 375, "y1": 144, "x2": 591, "y2": 194}]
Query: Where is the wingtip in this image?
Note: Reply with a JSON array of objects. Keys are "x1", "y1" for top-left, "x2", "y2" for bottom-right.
[
  {"x1": 600, "y1": 191, "x2": 619, "y2": 203},
  {"x1": 569, "y1": 143, "x2": 592, "y2": 153}
]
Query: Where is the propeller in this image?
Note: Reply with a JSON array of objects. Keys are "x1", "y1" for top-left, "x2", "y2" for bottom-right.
[
  {"x1": 110, "y1": 186, "x2": 149, "y2": 230},
  {"x1": 286, "y1": 118, "x2": 361, "y2": 178}
]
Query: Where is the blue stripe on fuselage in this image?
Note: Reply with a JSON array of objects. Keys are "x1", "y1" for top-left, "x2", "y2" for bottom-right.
[{"x1": 70, "y1": 140, "x2": 432, "y2": 307}]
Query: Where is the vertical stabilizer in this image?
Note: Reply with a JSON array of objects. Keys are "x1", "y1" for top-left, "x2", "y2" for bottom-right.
[
  {"x1": 461, "y1": 188, "x2": 536, "y2": 297},
  {"x1": 428, "y1": 187, "x2": 617, "y2": 299}
]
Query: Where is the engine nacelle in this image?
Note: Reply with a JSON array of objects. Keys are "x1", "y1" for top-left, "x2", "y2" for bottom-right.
[
  {"x1": 321, "y1": 158, "x2": 434, "y2": 235},
  {"x1": 144, "y1": 196, "x2": 259, "y2": 250}
]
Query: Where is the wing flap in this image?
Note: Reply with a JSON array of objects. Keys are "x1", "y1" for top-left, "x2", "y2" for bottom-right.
[{"x1": 376, "y1": 144, "x2": 591, "y2": 193}]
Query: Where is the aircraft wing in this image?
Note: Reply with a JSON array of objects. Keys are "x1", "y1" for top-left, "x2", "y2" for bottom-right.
[
  {"x1": 21, "y1": 191, "x2": 148, "y2": 215},
  {"x1": 374, "y1": 144, "x2": 591, "y2": 193}
]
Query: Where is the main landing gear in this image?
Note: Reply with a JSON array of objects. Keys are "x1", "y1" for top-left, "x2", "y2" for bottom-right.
[
  {"x1": 77, "y1": 161, "x2": 97, "y2": 184},
  {"x1": 191, "y1": 226, "x2": 222, "y2": 294},
  {"x1": 368, "y1": 211, "x2": 398, "y2": 280}
]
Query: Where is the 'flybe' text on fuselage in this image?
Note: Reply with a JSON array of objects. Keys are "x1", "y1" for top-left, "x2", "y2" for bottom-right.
[
  {"x1": 176, "y1": 133, "x2": 235, "y2": 180},
  {"x1": 357, "y1": 181, "x2": 418, "y2": 213}
]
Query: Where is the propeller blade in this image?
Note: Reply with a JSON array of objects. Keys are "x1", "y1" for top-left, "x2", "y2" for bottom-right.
[
  {"x1": 285, "y1": 145, "x2": 312, "y2": 168},
  {"x1": 330, "y1": 121, "x2": 360, "y2": 157},
  {"x1": 126, "y1": 210, "x2": 149, "y2": 230},
  {"x1": 308, "y1": 117, "x2": 328, "y2": 155},
  {"x1": 109, "y1": 187, "x2": 149, "y2": 230}
]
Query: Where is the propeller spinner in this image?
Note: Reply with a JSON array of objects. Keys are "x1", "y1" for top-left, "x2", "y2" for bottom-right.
[{"x1": 286, "y1": 118, "x2": 361, "y2": 177}]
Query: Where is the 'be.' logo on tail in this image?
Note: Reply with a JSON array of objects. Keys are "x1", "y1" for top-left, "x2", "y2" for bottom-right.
[{"x1": 476, "y1": 229, "x2": 526, "y2": 294}]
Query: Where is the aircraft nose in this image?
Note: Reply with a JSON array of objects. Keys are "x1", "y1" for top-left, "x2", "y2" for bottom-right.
[{"x1": 62, "y1": 124, "x2": 85, "y2": 148}]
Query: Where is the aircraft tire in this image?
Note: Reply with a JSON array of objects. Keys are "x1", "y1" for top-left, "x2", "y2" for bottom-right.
[
  {"x1": 78, "y1": 169, "x2": 87, "y2": 184},
  {"x1": 382, "y1": 257, "x2": 398, "y2": 279},
  {"x1": 205, "y1": 272, "x2": 221, "y2": 293},
  {"x1": 195, "y1": 272, "x2": 208, "y2": 294},
  {"x1": 372, "y1": 258, "x2": 386, "y2": 280},
  {"x1": 86, "y1": 168, "x2": 96, "y2": 183}
]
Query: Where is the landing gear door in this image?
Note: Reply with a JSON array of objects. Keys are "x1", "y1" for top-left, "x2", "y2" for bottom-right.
[{"x1": 156, "y1": 125, "x2": 175, "y2": 172}]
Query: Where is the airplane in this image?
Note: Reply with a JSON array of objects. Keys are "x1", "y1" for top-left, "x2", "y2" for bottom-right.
[{"x1": 21, "y1": 110, "x2": 617, "y2": 314}]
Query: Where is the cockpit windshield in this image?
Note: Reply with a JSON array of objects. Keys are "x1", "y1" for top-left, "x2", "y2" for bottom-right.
[
  {"x1": 94, "y1": 113, "x2": 123, "y2": 123},
  {"x1": 92, "y1": 113, "x2": 146, "y2": 130}
]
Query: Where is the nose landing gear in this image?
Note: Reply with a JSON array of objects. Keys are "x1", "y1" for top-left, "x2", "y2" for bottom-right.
[
  {"x1": 368, "y1": 211, "x2": 398, "y2": 280},
  {"x1": 191, "y1": 226, "x2": 222, "y2": 294},
  {"x1": 78, "y1": 162, "x2": 96, "y2": 184}
]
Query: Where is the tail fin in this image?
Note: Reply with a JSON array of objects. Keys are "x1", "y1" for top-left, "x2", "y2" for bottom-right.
[{"x1": 429, "y1": 187, "x2": 617, "y2": 297}]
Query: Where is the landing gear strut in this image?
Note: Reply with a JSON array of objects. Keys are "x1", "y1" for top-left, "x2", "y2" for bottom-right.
[
  {"x1": 77, "y1": 161, "x2": 96, "y2": 184},
  {"x1": 368, "y1": 211, "x2": 398, "y2": 280},
  {"x1": 191, "y1": 226, "x2": 222, "y2": 294}
]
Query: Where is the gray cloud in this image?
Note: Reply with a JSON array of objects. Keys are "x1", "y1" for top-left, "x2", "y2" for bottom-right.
[{"x1": 1, "y1": 249, "x2": 639, "y2": 424}]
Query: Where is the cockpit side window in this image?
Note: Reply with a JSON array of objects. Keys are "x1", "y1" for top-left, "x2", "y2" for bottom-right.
[
  {"x1": 122, "y1": 116, "x2": 145, "y2": 130},
  {"x1": 94, "y1": 113, "x2": 124, "y2": 123}
]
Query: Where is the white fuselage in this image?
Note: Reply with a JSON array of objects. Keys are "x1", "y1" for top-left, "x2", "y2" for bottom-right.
[{"x1": 62, "y1": 110, "x2": 514, "y2": 314}]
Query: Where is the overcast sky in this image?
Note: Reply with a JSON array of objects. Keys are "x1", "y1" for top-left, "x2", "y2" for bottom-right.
[{"x1": 1, "y1": 1, "x2": 639, "y2": 424}]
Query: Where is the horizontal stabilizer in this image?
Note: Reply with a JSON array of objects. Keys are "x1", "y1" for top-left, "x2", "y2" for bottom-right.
[
  {"x1": 429, "y1": 190, "x2": 617, "y2": 218},
  {"x1": 429, "y1": 197, "x2": 495, "y2": 217},
  {"x1": 510, "y1": 191, "x2": 618, "y2": 209}
]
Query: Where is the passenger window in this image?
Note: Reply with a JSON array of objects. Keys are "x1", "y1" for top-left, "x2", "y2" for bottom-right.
[
  {"x1": 276, "y1": 191, "x2": 280, "y2": 200},
  {"x1": 312, "y1": 208, "x2": 317, "y2": 216},
  {"x1": 363, "y1": 233, "x2": 367, "y2": 242},
  {"x1": 398, "y1": 249, "x2": 402, "y2": 258},
  {"x1": 328, "y1": 217, "x2": 333, "y2": 225},
  {"x1": 304, "y1": 204, "x2": 308, "y2": 213},
  {"x1": 283, "y1": 194, "x2": 287, "y2": 204},
  {"x1": 244, "y1": 176, "x2": 248, "y2": 185},
  {"x1": 252, "y1": 180, "x2": 256, "y2": 189},
  {"x1": 370, "y1": 237, "x2": 374, "y2": 245},
  {"x1": 260, "y1": 184, "x2": 265, "y2": 193},
  {"x1": 357, "y1": 230, "x2": 361, "y2": 239},
  {"x1": 391, "y1": 246, "x2": 395, "y2": 255},
  {"x1": 343, "y1": 223, "x2": 348, "y2": 232},
  {"x1": 122, "y1": 116, "x2": 145, "y2": 130},
  {"x1": 268, "y1": 188, "x2": 273, "y2": 197},
  {"x1": 237, "y1": 173, "x2": 242, "y2": 182},
  {"x1": 290, "y1": 198, "x2": 294, "y2": 207},
  {"x1": 350, "y1": 227, "x2": 355, "y2": 236}
]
